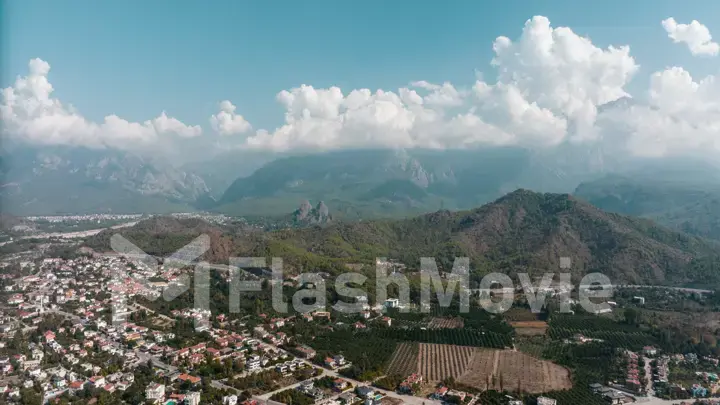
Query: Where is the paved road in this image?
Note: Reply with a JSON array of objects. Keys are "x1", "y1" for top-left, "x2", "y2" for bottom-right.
[
  {"x1": 643, "y1": 356, "x2": 654, "y2": 396},
  {"x1": 257, "y1": 378, "x2": 315, "y2": 399},
  {"x1": 634, "y1": 398, "x2": 697, "y2": 405},
  {"x1": 617, "y1": 285, "x2": 713, "y2": 294},
  {"x1": 211, "y1": 379, "x2": 241, "y2": 394}
]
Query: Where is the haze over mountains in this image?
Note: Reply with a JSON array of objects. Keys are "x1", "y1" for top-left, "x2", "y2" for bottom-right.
[
  {"x1": 5, "y1": 141, "x2": 720, "y2": 231},
  {"x1": 0, "y1": 141, "x2": 610, "y2": 215},
  {"x1": 575, "y1": 163, "x2": 720, "y2": 240},
  {"x1": 0, "y1": 146, "x2": 212, "y2": 215}
]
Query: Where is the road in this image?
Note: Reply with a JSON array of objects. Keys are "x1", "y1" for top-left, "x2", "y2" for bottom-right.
[
  {"x1": 634, "y1": 398, "x2": 697, "y2": 405},
  {"x1": 211, "y1": 379, "x2": 241, "y2": 394},
  {"x1": 257, "y1": 377, "x2": 317, "y2": 400},
  {"x1": 617, "y1": 285, "x2": 713, "y2": 294},
  {"x1": 643, "y1": 357, "x2": 654, "y2": 397}
]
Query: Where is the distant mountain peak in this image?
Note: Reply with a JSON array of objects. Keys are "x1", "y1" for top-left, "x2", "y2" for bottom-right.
[{"x1": 1, "y1": 146, "x2": 209, "y2": 215}]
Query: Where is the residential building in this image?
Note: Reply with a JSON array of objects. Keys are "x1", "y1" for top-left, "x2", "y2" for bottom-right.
[
  {"x1": 185, "y1": 391, "x2": 201, "y2": 405},
  {"x1": 145, "y1": 383, "x2": 165, "y2": 404},
  {"x1": 537, "y1": 397, "x2": 557, "y2": 405},
  {"x1": 223, "y1": 395, "x2": 238, "y2": 405}
]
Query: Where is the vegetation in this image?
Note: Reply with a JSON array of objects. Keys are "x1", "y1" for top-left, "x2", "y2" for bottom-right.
[
  {"x1": 575, "y1": 173, "x2": 720, "y2": 240},
  {"x1": 270, "y1": 388, "x2": 316, "y2": 405},
  {"x1": 86, "y1": 189, "x2": 720, "y2": 287}
]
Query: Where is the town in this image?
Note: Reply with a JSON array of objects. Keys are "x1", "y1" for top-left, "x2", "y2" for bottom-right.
[{"x1": 0, "y1": 250, "x2": 716, "y2": 405}]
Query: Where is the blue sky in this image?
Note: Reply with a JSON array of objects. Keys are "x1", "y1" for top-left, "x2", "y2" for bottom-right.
[{"x1": 3, "y1": 0, "x2": 719, "y2": 133}]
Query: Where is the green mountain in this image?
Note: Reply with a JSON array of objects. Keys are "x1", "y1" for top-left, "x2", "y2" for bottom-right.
[
  {"x1": 86, "y1": 189, "x2": 720, "y2": 286},
  {"x1": 213, "y1": 148, "x2": 603, "y2": 219},
  {"x1": 575, "y1": 174, "x2": 720, "y2": 240}
]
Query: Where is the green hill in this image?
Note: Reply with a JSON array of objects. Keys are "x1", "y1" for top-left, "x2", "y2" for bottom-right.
[{"x1": 85, "y1": 189, "x2": 720, "y2": 287}]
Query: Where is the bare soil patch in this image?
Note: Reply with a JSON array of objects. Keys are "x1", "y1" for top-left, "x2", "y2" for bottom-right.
[
  {"x1": 427, "y1": 317, "x2": 465, "y2": 329},
  {"x1": 510, "y1": 320, "x2": 549, "y2": 336},
  {"x1": 457, "y1": 349, "x2": 571, "y2": 393}
]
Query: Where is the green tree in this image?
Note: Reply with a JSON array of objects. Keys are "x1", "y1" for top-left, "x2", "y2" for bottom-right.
[{"x1": 624, "y1": 308, "x2": 639, "y2": 325}]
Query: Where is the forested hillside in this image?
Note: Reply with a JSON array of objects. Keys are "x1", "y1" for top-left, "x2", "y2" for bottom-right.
[{"x1": 85, "y1": 189, "x2": 720, "y2": 286}]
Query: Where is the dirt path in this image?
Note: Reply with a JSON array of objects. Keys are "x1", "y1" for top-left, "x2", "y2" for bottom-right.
[{"x1": 492, "y1": 350, "x2": 500, "y2": 376}]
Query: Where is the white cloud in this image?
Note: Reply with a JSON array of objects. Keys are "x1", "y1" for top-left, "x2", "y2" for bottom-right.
[
  {"x1": 6, "y1": 16, "x2": 720, "y2": 161},
  {"x1": 209, "y1": 100, "x2": 252, "y2": 136},
  {"x1": 410, "y1": 81, "x2": 465, "y2": 107},
  {"x1": 246, "y1": 16, "x2": 638, "y2": 152},
  {"x1": 662, "y1": 17, "x2": 719, "y2": 56},
  {"x1": 0, "y1": 58, "x2": 202, "y2": 149},
  {"x1": 598, "y1": 67, "x2": 720, "y2": 157}
]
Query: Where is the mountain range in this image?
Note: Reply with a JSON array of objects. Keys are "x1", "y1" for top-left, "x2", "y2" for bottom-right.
[
  {"x1": 6, "y1": 143, "x2": 720, "y2": 243},
  {"x1": 0, "y1": 146, "x2": 213, "y2": 215},
  {"x1": 85, "y1": 189, "x2": 720, "y2": 287},
  {"x1": 575, "y1": 165, "x2": 720, "y2": 240},
  {"x1": 210, "y1": 147, "x2": 613, "y2": 219}
]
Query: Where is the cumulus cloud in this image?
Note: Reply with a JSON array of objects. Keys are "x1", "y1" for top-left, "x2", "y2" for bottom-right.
[
  {"x1": 6, "y1": 16, "x2": 720, "y2": 161},
  {"x1": 0, "y1": 58, "x2": 202, "y2": 149},
  {"x1": 662, "y1": 17, "x2": 719, "y2": 56},
  {"x1": 209, "y1": 100, "x2": 252, "y2": 136},
  {"x1": 599, "y1": 67, "x2": 720, "y2": 157},
  {"x1": 245, "y1": 16, "x2": 639, "y2": 152}
]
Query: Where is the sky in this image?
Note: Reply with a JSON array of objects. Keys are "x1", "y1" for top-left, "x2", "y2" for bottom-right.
[{"x1": 1, "y1": 0, "x2": 719, "y2": 159}]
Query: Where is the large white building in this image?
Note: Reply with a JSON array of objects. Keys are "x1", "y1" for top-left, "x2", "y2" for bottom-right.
[
  {"x1": 186, "y1": 391, "x2": 201, "y2": 405},
  {"x1": 384, "y1": 298, "x2": 399, "y2": 308},
  {"x1": 145, "y1": 383, "x2": 165, "y2": 404},
  {"x1": 223, "y1": 395, "x2": 238, "y2": 405},
  {"x1": 246, "y1": 355, "x2": 261, "y2": 372}
]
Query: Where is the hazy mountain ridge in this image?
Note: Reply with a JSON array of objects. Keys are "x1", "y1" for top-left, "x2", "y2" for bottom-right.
[
  {"x1": 0, "y1": 147, "x2": 211, "y2": 215},
  {"x1": 575, "y1": 174, "x2": 720, "y2": 240},
  {"x1": 8, "y1": 144, "x2": 720, "y2": 224},
  {"x1": 213, "y1": 147, "x2": 609, "y2": 218}
]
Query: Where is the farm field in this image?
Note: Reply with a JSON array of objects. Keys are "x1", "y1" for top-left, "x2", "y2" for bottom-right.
[
  {"x1": 427, "y1": 317, "x2": 464, "y2": 329},
  {"x1": 386, "y1": 343, "x2": 419, "y2": 377},
  {"x1": 457, "y1": 349, "x2": 572, "y2": 393},
  {"x1": 385, "y1": 343, "x2": 572, "y2": 394},
  {"x1": 418, "y1": 343, "x2": 475, "y2": 381},
  {"x1": 510, "y1": 320, "x2": 549, "y2": 336}
]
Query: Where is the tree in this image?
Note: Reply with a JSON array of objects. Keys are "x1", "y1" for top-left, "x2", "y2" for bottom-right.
[{"x1": 624, "y1": 308, "x2": 639, "y2": 325}]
